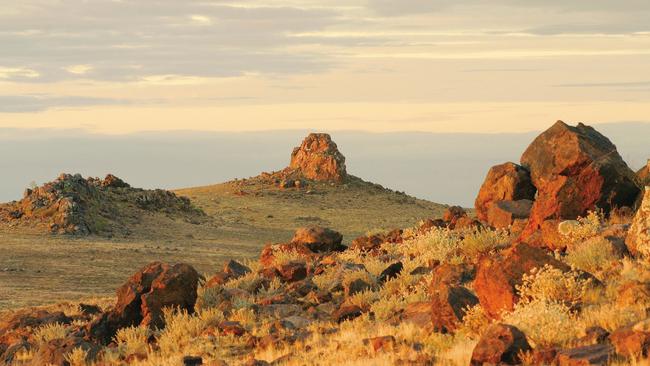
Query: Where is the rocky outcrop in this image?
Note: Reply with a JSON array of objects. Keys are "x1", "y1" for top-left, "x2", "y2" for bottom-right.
[
  {"x1": 88, "y1": 262, "x2": 200, "y2": 343},
  {"x1": 474, "y1": 243, "x2": 570, "y2": 318},
  {"x1": 291, "y1": 226, "x2": 346, "y2": 253},
  {"x1": 626, "y1": 188, "x2": 650, "y2": 256},
  {"x1": 0, "y1": 173, "x2": 205, "y2": 236},
  {"x1": 289, "y1": 133, "x2": 347, "y2": 182},
  {"x1": 475, "y1": 162, "x2": 536, "y2": 222},
  {"x1": 520, "y1": 121, "x2": 640, "y2": 240}
]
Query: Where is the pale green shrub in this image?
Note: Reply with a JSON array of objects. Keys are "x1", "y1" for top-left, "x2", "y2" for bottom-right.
[
  {"x1": 115, "y1": 325, "x2": 151, "y2": 356},
  {"x1": 64, "y1": 347, "x2": 88, "y2": 366},
  {"x1": 33, "y1": 323, "x2": 68, "y2": 345},
  {"x1": 517, "y1": 264, "x2": 592, "y2": 307},
  {"x1": 459, "y1": 228, "x2": 511, "y2": 262},
  {"x1": 565, "y1": 236, "x2": 618, "y2": 275},
  {"x1": 502, "y1": 299, "x2": 578, "y2": 347},
  {"x1": 558, "y1": 211, "x2": 602, "y2": 245}
]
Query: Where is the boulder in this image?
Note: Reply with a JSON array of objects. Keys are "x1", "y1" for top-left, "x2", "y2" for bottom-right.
[
  {"x1": 475, "y1": 162, "x2": 536, "y2": 222},
  {"x1": 289, "y1": 133, "x2": 347, "y2": 182},
  {"x1": 291, "y1": 226, "x2": 345, "y2": 253},
  {"x1": 429, "y1": 283, "x2": 478, "y2": 333},
  {"x1": 485, "y1": 199, "x2": 533, "y2": 229},
  {"x1": 474, "y1": 243, "x2": 570, "y2": 318},
  {"x1": 276, "y1": 261, "x2": 307, "y2": 283},
  {"x1": 345, "y1": 278, "x2": 372, "y2": 297},
  {"x1": 470, "y1": 324, "x2": 531, "y2": 365},
  {"x1": 520, "y1": 121, "x2": 640, "y2": 240},
  {"x1": 626, "y1": 188, "x2": 650, "y2": 256},
  {"x1": 350, "y1": 229, "x2": 403, "y2": 252},
  {"x1": 88, "y1": 262, "x2": 200, "y2": 343},
  {"x1": 392, "y1": 302, "x2": 432, "y2": 328}
]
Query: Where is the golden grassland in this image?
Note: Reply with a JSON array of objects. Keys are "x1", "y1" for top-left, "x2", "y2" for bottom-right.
[
  {"x1": 0, "y1": 177, "x2": 446, "y2": 310},
  {"x1": 5, "y1": 212, "x2": 650, "y2": 365}
]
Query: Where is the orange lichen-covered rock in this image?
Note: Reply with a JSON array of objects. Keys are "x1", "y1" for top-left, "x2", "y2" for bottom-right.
[
  {"x1": 519, "y1": 121, "x2": 639, "y2": 242},
  {"x1": 475, "y1": 162, "x2": 536, "y2": 222},
  {"x1": 289, "y1": 133, "x2": 347, "y2": 182},
  {"x1": 474, "y1": 243, "x2": 569, "y2": 318}
]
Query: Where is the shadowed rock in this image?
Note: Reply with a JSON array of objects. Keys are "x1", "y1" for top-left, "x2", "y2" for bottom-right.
[
  {"x1": 626, "y1": 188, "x2": 650, "y2": 256},
  {"x1": 88, "y1": 262, "x2": 200, "y2": 344},
  {"x1": 475, "y1": 162, "x2": 536, "y2": 222},
  {"x1": 470, "y1": 324, "x2": 531, "y2": 365}
]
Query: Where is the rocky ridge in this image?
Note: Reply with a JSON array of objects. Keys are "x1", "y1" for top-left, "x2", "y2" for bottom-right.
[{"x1": 0, "y1": 173, "x2": 205, "y2": 236}]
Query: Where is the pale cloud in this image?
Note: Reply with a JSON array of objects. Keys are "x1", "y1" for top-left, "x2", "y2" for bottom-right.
[
  {"x1": 189, "y1": 15, "x2": 212, "y2": 25},
  {"x1": 0, "y1": 67, "x2": 40, "y2": 80},
  {"x1": 64, "y1": 64, "x2": 93, "y2": 75}
]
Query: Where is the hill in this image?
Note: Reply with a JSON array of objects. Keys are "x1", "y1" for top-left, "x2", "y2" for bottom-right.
[{"x1": 0, "y1": 133, "x2": 446, "y2": 309}]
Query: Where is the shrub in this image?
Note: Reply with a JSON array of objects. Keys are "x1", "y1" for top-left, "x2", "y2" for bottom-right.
[
  {"x1": 33, "y1": 323, "x2": 68, "y2": 345},
  {"x1": 502, "y1": 298, "x2": 578, "y2": 347},
  {"x1": 565, "y1": 236, "x2": 618, "y2": 275},
  {"x1": 64, "y1": 347, "x2": 88, "y2": 366},
  {"x1": 558, "y1": 211, "x2": 602, "y2": 245},
  {"x1": 115, "y1": 325, "x2": 151, "y2": 357},
  {"x1": 517, "y1": 264, "x2": 592, "y2": 308},
  {"x1": 459, "y1": 228, "x2": 510, "y2": 262}
]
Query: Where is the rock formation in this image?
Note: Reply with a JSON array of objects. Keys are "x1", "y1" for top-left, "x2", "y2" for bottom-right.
[
  {"x1": 0, "y1": 173, "x2": 205, "y2": 236},
  {"x1": 520, "y1": 121, "x2": 639, "y2": 239},
  {"x1": 626, "y1": 187, "x2": 650, "y2": 256},
  {"x1": 288, "y1": 133, "x2": 347, "y2": 182},
  {"x1": 475, "y1": 162, "x2": 536, "y2": 224}
]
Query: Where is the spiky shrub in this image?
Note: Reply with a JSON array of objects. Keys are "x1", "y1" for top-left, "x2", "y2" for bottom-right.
[
  {"x1": 502, "y1": 298, "x2": 578, "y2": 347},
  {"x1": 558, "y1": 211, "x2": 603, "y2": 245},
  {"x1": 565, "y1": 236, "x2": 618, "y2": 276},
  {"x1": 33, "y1": 323, "x2": 68, "y2": 345},
  {"x1": 458, "y1": 228, "x2": 511, "y2": 263},
  {"x1": 115, "y1": 325, "x2": 151, "y2": 357},
  {"x1": 64, "y1": 346, "x2": 88, "y2": 366},
  {"x1": 517, "y1": 264, "x2": 592, "y2": 308}
]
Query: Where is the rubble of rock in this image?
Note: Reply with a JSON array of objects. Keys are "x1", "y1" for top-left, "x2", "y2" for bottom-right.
[{"x1": 0, "y1": 173, "x2": 205, "y2": 236}]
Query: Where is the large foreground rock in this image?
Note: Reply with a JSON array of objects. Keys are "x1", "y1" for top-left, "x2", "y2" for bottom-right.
[
  {"x1": 520, "y1": 121, "x2": 639, "y2": 239},
  {"x1": 289, "y1": 133, "x2": 347, "y2": 182},
  {"x1": 475, "y1": 162, "x2": 536, "y2": 222},
  {"x1": 627, "y1": 188, "x2": 650, "y2": 256},
  {"x1": 88, "y1": 262, "x2": 200, "y2": 343},
  {"x1": 474, "y1": 243, "x2": 570, "y2": 318},
  {"x1": 638, "y1": 160, "x2": 650, "y2": 186}
]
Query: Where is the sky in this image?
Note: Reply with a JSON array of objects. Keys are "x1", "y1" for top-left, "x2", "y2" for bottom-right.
[{"x1": 1, "y1": 0, "x2": 650, "y2": 133}]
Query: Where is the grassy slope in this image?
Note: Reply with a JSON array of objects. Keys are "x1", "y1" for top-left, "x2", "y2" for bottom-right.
[{"x1": 0, "y1": 176, "x2": 446, "y2": 309}]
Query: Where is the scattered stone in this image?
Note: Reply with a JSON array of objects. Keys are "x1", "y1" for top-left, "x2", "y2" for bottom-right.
[
  {"x1": 626, "y1": 188, "x2": 650, "y2": 256},
  {"x1": 88, "y1": 262, "x2": 200, "y2": 343},
  {"x1": 443, "y1": 206, "x2": 467, "y2": 227},
  {"x1": 474, "y1": 243, "x2": 569, "y2": 318},
  {"x1": 363, "y1": 336, "x2": 396, "y2": 352},
  {"x1": 289, "y1": 133, "x2": 347, "y2": 182},
  {"x1": 32, "y1": 337, "x2": 99, "y2": 366},
  {"x1": 394, "y1": 302, "x2": 432, "y2": 328},
  {"x1": 332, "y1": 305, "x2": 363, "y2": 323},
  {"x1": 475, "y1": 162, "x2": 536, "y2": 222},
  {"x1": 555, "y1": 344, "x2": 612, "y2": 366},
  {"x1": 429, "y1": 283, "x2": 479, "y2": 333},
  {"x1": 292, "y1": 226, "x2": 345, "y2": 253},
  {"x1": 418, "y1": 218, "x2": 447, "y2": 234},
  {"x1": 224, "y1": 260, "x2": 252, "y2": 278},
  {"x1": 345, "y1": 278, "x2": 372, "y2": 297},
  {"x1": 486, "y1": 199, "x2": 533, "y2": 229},
  {"x1": 276, "y1": 261, "x2": 307, "y2": 283},
  {"x1": 520, "y1": 121, "x2": 640, "y2": 241},
  {"x1": 218, "y1": 321, "x2": 246, "y2": 337},
  {"x1": 470, "y1": 324, "x2": 531, "y2": 365},
  {"x1": 609, "y1": 327, "x2": 650, "y2": 357},
  {"x1": 616, "y1": 280, "x2": 650, "y2": 307},
  {"x1": 378, "y1": 262, "x2": 403, "y2": 284}
]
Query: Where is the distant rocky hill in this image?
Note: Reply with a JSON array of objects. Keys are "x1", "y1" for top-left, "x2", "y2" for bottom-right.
[{"x1": 0, "y1": 173, "x2": 206, "y2": 236}]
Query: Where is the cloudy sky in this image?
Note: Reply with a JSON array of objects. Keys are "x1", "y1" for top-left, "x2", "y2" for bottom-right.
[{"x1": 1, "y1": 0, "x2": 650, "y2": 133}]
